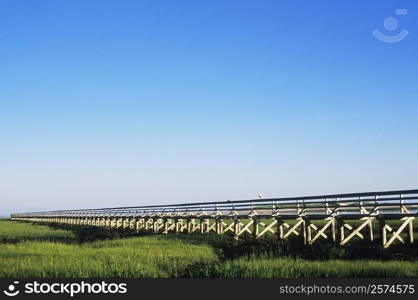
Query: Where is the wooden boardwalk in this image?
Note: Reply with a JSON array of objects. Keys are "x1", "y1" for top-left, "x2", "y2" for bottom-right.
[{"x1": 11, "y1": 189, "x2": 418, "y2": 248}]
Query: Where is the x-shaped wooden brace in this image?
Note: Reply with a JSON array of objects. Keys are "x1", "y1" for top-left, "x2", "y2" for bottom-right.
[
  {"x1": 136, "y1": 219, "x2": 145, "y2": 231},
  {"x1": 144, "y1": 218, "x2": 154, "y2": 230},
  {"x1": 153, "y1": 219, "x2": 164, "y2": 232},
  {"x1": 307, "y1": 218, "x2": 335, "y2": 245},
  {"x1": 206, "y1": 220, "x2": 217, "y2": 233},
  {"x1": 128, "y1": 219, "x2": 136, "y2": 229},
  {"x1": 223, "y1": 220, "x2": 235, "y2": 233},
  {"x1": 256, "y1": 220, "x2": 278, "y2": 238},
  {"x1": 188, "y1": 219, "x2": 201, "y2": 233},
  {"x1": 383, "y1": 224, "x2": 404, "y2": 244},
  {"x1": 281, "y1": 218, "x2": 305, "y2": 239},
  {"x1": 176, "y1": 219, "x2": 187, "y2": 232},
  {"x1": 122, "y1": 219, "x2": 130, "y2": 228},
  {"x1": 383, "y1": 217, "x2": 414, "y2": 248},
  {"x1": 163, "y1": 219, "x2": 175, "y2": 233},
  {"x1": 340, "y1": 217, "x2": 374, "y2": 245},
  {"x1": 235, "y1": 219, "x2": 254, "y2": 238},
  {"x1": 116, "y1": 219, "x2": 123, "y2": 228}
]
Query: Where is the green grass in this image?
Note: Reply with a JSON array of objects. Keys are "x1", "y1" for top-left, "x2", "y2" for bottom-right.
[
  {"x1": 0, "y1": 236, "x2": 218, "y2": 278},
  {"x1": 194, "y1": 257, "x2": 418, "y2": 278},
  {"x1": 0, "y1": 219, "x2": 76, "y2": 242},
  {"x1": 1, "y1": 236, "x2": 418, "y2": 278},
  {"x1": 0, "y1": 219, "x2": 417, "y2": 278}
]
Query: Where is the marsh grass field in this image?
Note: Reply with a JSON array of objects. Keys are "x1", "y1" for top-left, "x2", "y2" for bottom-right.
[
  {"x1": 0, "y1": 219, "x2": 76, "y2": 243},
  {"x1": 0, "y1": 218, "x2": 417, "y2": 278}
]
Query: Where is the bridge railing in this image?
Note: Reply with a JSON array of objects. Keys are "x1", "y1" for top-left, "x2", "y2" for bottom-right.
[{"x1": 11, "y1": 189, "x2": 418, "y2": 219}]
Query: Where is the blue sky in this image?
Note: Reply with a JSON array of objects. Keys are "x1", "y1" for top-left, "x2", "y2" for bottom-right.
[{"x1": 1, "y1": 0, "x2": 417, "y2": 214}]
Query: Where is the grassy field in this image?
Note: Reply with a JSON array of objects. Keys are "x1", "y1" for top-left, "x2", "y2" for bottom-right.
[
  {"x1": 0, "y1": 236, "x2": 217, "y2": 278},
  {"x1": 0, "y1": 219, "x2": 76, "y2": 242},
  {"x1": 194, "y1": 257, "x2": 418, "y2": 278},
  {"x1": 0, "y1": 219, "x2": 417, "y2": 278}
]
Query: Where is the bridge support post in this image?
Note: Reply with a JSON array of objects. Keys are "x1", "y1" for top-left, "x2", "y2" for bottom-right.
[
  {"x1": 365, "y1": 219, "x2": 374, "y2": 242},
  {"x1": 216, "y1": 218, "x2": 223, "y2": 235},
  {"x1": 187, "y1": 218, "x2": 194, "y2": 234},
  {"x1": 302, "y1": 218, "x2": 308, "y2": 245},
  {"x1": 199, "y1": 218, "x2": 205, "y2": 234},
  {"x1": 152, "y1": 218, "x2": 158, "y2": 232},
  {"x1": 304, "y1": 218, "x2": 311, "y2": 245},
  {"x1": 378, "y1": 218, "x2": 386, "y2": 246},
  {"x1": 175, "y1": 219, "x2": 182, "y2": 233},
  {"x1": 408, "y1": 218, "x2": 414, "y2": 244},
  {"x1": 277, "y1": 218, "x2": 284, "y2": 239},
  {"x1": 252, "y1": 217, "x2": 258, "y2": 238},
  {"x1": 162, "y1": 218, "x2": 167, "y2": 234},
  {"x1": 233, "y1": 218, "x2": 240, "y2": 240}
]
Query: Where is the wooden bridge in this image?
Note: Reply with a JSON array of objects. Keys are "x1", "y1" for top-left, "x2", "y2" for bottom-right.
[{"x1": 11, "y1": 189, "x2": 418, "y2": 248}]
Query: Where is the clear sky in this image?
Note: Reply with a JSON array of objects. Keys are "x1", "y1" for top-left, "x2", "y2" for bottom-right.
[{"x1": 1, "y1": 0, "x2": 417, "y2": 215}]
